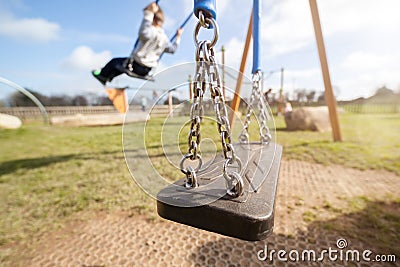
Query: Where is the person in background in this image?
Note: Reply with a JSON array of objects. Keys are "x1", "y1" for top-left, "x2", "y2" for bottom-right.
[
  {"x1": 284, "y1": 102, "x2": 293, "y2": 114},
  {"x1": 141, "y1": 96, "x2": 148, "y2": 111},
  {"x1": 264, "y1": 88, "x2": 273, "y2": 103},
  {"x1": 152, "y1": 90, "x2": 159, "y2": 103}
]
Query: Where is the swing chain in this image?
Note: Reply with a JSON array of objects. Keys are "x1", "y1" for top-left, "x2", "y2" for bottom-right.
[
  {"x1": 187, "y1": 54, "x2": 206, "y2": 161},
  {"x1": 198, "y1": 11, "x2": 209, "y2": 29},
  {"x1": 207, "y1": 50, "x2": 235, "y2": 161},
  {"x1": 238, "y1": 87, "x2": 255, "y2": 143},
  {"x1": 180, "y1": 16, "x2": 244, "y2": 197},
  {"x1": 184, "y1": 166, "x2": 199, "y2": 188},
  {"x1": 239, "y1": 71, "x2": 272, "y2": 144}
]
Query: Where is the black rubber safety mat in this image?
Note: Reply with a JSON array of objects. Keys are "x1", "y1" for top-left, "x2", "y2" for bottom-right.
[{"x1": 157, "y1": 142, "x2": 282, "y2": 241}]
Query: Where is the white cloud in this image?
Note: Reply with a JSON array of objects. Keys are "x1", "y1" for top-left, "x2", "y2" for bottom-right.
[
  {"x1": 341, "y1": 52, "x2": 397, "y2": 71},
  {"x1": 62, "y1": 46, "x2": 112, "y2": 71},
  {"x1": 221, "y1": 37, "x2": 253, "y2": 71},
  {"x1": 287, "y1": 68, "x2": 320, "y2": 78},
  {"x1": 256, "y1": 0, "x2": 400, "y2": 99},
  {"x1": 266, "y1": 68, "x2": 322, "y2": 96},
  {"x1": 263, "y1": 0, "x2": 400, "y2": 56},
  {"x1": 0, "y1": 11, "x2": 60, "y2": 42},
  {"x1": 338, "y1": 51, "x2": 400, "y2": 98},
  {"x1": 263, "y1": 0, "x2": 314, "y2": 56},
  {"x1": 318, "y1": 0, "x2": 400, "y2": 36}
]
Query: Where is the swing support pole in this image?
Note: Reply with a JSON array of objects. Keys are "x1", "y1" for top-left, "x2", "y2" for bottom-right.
[
  {"x1": 309, "y1": 0, "x2": 342, "y2": 142},
  {"x1": 168, "y1": 91, "x2": 173, "y2": 117},
  {"x1": 252, "y1": 0, "x2": 262, "y2": 74},
  {"x1": 229, "y1": 12, "x2": 253, "y2": 127},
  {"x1": 221, "y1": 46, "x2": 226, "y2": 98},
  {"x1": 188, "y1": 75, "x2": 193, "y2": 101}
]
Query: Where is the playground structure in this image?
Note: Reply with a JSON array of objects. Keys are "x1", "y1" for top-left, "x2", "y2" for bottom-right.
[
  {"x1": 0, "y1": 77, "x2": 49, "y2": 124},
  {"x1": 1, "y1": 2, "x2": 399, "y2": 265}
]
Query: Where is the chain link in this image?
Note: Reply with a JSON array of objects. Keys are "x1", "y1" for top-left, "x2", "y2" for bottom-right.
[
  {"x1": 186, "y1": 50, "x2": 206, "y2": 161},
  {"x1": 180, "y1": 16, "x2": 243, "y2": 197},
  {"x1": 239, "y1": 71, "x2": 272, "y2": 144}
]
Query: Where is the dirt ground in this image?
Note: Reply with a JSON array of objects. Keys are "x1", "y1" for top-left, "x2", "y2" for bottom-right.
[{"x1": 3, "y1": 160, "x2": 400, "y2": 267}]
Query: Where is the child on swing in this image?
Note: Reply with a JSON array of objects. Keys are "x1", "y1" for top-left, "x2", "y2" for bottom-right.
[{"x1": 92, "y1": 2, "x2": 183, "y2": 85}]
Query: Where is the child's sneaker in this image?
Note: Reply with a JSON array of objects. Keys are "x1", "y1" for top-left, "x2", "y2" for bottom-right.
[{"x1": 91, "y1": 70, "x2": 107, "y2": 85}]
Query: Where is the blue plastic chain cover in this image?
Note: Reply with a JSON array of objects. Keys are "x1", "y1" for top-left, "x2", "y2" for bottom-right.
[
  {"x1": 252, "y1": 0, "x2": 262, "y2": 73},
  {"x1": 193, "y1": 0, "x2": 217, "y2": 20}
]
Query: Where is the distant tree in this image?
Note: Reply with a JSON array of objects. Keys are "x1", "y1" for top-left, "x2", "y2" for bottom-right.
[
  {"x1": 317, "y1": 92, "x2": 325, "y2": 103},
  {"x1": 7, "y1": 88, "x2": 49, "y2": 107},
  {"x1": 163, "y1": 96, "x2": 182, "y2": 105},
  {"x1": 0, "y1": 100, "x2": 5, "y2": 107},
  {"x1": 375, "y1": 86, "x2": 394, "y2": 96},
  {"x1": 306, "y1": 90, "x2": 316, "y2": 103},
  {"x1": 283, "y1": 92, "x2": 290, "y2": 102},
  {"x1": 94, "y1": 96, "x2": 112, "y2": 106},
  {"x1": 294, "y1": 89, "x2": 307, "y2": 103},
  {"x1": 72, "y1": 95, "x2": 88, "y2": 106},
  {"x1": 84, "y1": 93, "x2": 98, "y2": 106},
  {"x1": 47, "y1": 95, "x2": 73, "y2": 106}
]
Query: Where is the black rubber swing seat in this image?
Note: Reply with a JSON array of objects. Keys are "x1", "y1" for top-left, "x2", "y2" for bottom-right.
[
  {"x1": 115, "y1": 64, "x2": 155, "y2": 81},
  {"x1": 157, "y1": 142, "x2": 282, "y2": 241},
  {"x1": 124, "y1": 69, "x2": 155, "y2": 81}
]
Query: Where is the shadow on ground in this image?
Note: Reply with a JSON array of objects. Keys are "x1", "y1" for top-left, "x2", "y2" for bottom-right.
[
  {"x1": 0, "y1": 150, "x2": 122, "y2": 176},
  {"x1": 190, "y1": 200, "x2": 399, "y2": 267}
]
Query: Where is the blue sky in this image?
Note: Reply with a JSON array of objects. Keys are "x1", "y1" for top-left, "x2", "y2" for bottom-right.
[{"x1": 0, "y1": 0, "x2": 399, "y2": 101}]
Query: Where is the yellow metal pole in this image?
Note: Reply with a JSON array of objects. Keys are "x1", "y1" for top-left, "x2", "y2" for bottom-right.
[
  {"x1": 221, "y1": 46, "x2": 226, "y2": 98},
  {"x1": 229, "y1": 12, "x2": 253, "y2": 127},
  {"x1": 277, "y1": 68, "x2": 285, "y2": 115},
  {"x1": 188, "y1": 75, "x2": 193, "y2": 101},
  {"x1": 168, "y1": 91, "x2": 173, "y2": 117},
  {"x1": 309, "y1": 0, "x2": 342, "y2": 142}
]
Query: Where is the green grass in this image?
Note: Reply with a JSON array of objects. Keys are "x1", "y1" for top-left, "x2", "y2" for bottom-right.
[
  {"x1": 319, "y1": 196, "x2": 400, "y2": 257},
  {"x1": 0, "y1": 125, "x2": 152, "y2": 247},
  {"x1": 275, "y1": 113, "x2": 400, "y2": 174},
  {"x1": 141, "y1": 113, "x2": 400, "y2": 181},
  {"x1": 0, "y1": 113, "x2": 399, "y2": 254}
]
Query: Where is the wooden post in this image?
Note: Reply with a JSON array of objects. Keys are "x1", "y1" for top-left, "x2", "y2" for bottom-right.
[
  {"x1": 221, "y1": 46, "x2": 226, "y2": 98},
  {"x1": 277, "y1": 68, "x2": 285, "y2": 115},
  {"x1": 229, "y1": 12, "x2": 253, "y2": 127},
  {"x1": 168, "y1": 91, "x2": 173, "y2": 117},
  {"x1": 309, "y1": 0, "x2": 342, "y2": 142},
  {"x1": 188, "y1": 75, "x2": 193, "y2": 101}
]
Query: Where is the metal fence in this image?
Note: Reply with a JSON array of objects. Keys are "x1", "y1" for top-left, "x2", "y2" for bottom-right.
[
  {"x1": 338, "y1": 104, "x2": 399, "y2": 114},
  {"x1": 0, "y1": 105, "x2": 183, "y2": 121},
  {"x1": 267, "y1": 103, "x2": 399, "y2": 114},
  {"x1": 0, "y1": 103, "x2": 398, "y2": 121}
]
